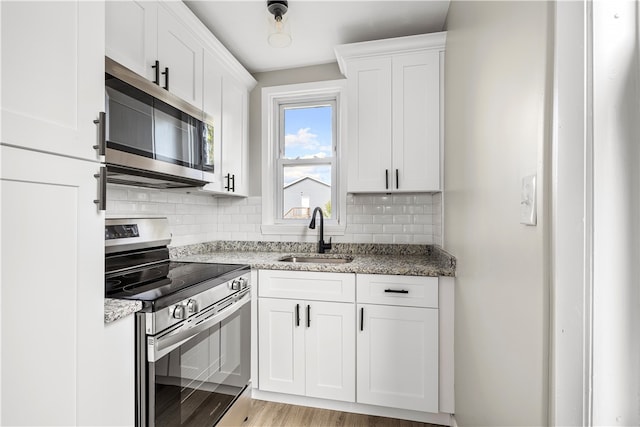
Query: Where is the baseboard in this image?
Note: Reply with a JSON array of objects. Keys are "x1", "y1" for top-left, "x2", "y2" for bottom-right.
[{"x1": 252, "y1": 389, "x2": 453, "y2": 426}]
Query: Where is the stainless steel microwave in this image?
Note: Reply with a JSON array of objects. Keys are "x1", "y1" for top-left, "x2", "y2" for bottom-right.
[{"x1": 104, "y1": 58, "x2": 214, "y2": 189}]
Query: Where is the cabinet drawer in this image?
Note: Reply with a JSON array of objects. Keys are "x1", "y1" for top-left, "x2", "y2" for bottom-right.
[
  {"x1": 258, "y1": 270, "x2": 355, "y2": 303},
  {"x1": 356, "y1": 274, "x2": 438, "y2": 308}
]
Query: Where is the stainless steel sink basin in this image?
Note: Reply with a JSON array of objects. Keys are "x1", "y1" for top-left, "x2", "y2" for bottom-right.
[{"x1": 278, "y1": 255, "x2": 353, "y2": 264}]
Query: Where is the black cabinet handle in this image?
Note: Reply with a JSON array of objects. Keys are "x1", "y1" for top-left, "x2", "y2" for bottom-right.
[
  {"x1": 224, "y1": 173, "x2": 230, "y2": 191},
  {"x1": 385, "y1": 169, "x2": 389, "y2": 189},
  {"x1": 152, "y1": 60, "x2": 160, "y2": 85},
  {"x1": 295, "y1": 304, "x2": 300, "y2": 327},
  {"x1": 231, "y1": 174, "x2": 235, "y2": 192},
  {"x1": 396, "y1": 169, "x2": 399, "y2": 189},
  {"x1": 360, "y1": 307, "x2": 364, "y2": 331},
  {"x1": 384, "y1": 289, "x2": 409, "y2": 294},
  {"x1": 162, "y1": 67, "x2": 169, "y2": 90},
  {"x1": 92, "y1": 112, "x2": 106, "y2": 156},
  {"x1": 306, "y1": 305, "x2": 310, "y2": 328}
]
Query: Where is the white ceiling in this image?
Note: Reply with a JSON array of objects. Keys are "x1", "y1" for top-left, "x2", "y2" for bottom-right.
[{"x1": 184, "y1": 0, "x2": 450, "y2": 74}]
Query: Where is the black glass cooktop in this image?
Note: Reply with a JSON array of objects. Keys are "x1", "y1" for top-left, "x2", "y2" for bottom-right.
[{"x1": 106, "y1": 261, "x2": 249, "y2": 305}]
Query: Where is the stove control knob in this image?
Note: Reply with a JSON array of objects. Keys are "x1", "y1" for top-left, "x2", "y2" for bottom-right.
[
  {"x1": 172, "y1": 305, "x2": 186, "y2": 320},
  {"x1": 239, "y1": 277, "x2": 248, "y2": 290},
  {"x1": 229, "y1": 279, "x2": 240, "y2": 291},
  {"x1": 186, "y1": 299, "x2": 198, "y2": 315}
]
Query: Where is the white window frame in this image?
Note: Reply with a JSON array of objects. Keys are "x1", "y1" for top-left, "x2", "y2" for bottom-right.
[{"x1": 261, "y1": 80, "x2": 347, "y2": 236}]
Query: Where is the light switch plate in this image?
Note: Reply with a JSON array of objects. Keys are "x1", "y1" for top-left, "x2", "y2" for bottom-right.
[{"x1": 520, "y1": 175, "x2": 537, "y2": 226}]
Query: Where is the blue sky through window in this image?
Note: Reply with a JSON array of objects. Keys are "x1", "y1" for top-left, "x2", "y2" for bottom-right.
[{"x1": 283, "y1": 105, "x2": 333, "y2": 186}]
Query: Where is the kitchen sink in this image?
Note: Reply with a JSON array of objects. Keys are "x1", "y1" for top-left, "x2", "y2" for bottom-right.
[{"x1": 278, "y1": 255, "x2": 353, "y2": 264}]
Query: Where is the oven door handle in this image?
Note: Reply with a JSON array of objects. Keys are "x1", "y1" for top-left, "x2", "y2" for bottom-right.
[{"x1": 148, "y1": 290, "x2": 250, "y2": 362}]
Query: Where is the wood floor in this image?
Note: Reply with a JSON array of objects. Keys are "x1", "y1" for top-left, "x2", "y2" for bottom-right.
[{"x1": 244, "y1": 399, "x2": 444, "y2": 427}]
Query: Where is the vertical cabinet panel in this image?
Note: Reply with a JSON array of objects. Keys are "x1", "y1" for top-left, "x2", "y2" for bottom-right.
[
  {"x1": 392, "y1": 51, "x2": 441, "y2": 191},
  {"x1": 305, "y1": 301, "x2": 356, "y2": 401},
  {"x1": 1, "y1": 0, "x2": 104, "y2": 161},
  {"x1": 1, "y1": 146, "x2": 104, "y2": 425},
  {"x1": 357, "y1": 304, "x2": 439, "y2": 413},
  {"x1": 347, "y1": 57, "x2": 393, "y2": 192},
  {"x1": 221, "y1": 74, "x2": 248, "y2": 195},
  {"x1": 105, "y1": 0, "x2": 157, "y2": 80},
  {"x1": 258, "y1": 298, "x2": 305, "y2": 395},
  {"x1": 201, "y1": 50, "x2": 223, "y2": 188}
]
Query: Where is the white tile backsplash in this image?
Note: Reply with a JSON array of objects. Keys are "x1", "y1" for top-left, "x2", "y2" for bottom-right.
[{"x1": 107, "y1": 185, "x2": 443, "y2": 246}]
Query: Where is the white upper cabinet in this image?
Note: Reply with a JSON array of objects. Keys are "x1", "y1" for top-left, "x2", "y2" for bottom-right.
[
  {"x1": 156, "y1": 5, "x2": 203, "y2": 108},
  {"x1": 1, "y1": 0, "x2": 105, "y2": 161},
  {"x1": 220, "y1": 73, "x2": 249, "y2": 196},
  {"x1": 335, "y1": 33, "x2": 446, "y2": 193},
  {"x1": 105, "y1": 0, "x2": 157, "y2": 80},
  {"x1": 106, "y1": 1, "x2": 202, "y2": 109}
]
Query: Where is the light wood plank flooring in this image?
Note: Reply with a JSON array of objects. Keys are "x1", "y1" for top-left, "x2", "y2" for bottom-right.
[{"x1": 244, "y1": 399, "x2": 444, "y2": 427}]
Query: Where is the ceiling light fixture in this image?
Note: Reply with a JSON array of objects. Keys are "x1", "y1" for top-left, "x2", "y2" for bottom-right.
[{"x1": 267, "y1": 0, "x2": 291, "y2": 48}]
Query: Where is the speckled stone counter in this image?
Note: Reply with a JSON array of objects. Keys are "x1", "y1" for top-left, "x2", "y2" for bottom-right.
[
  {"x1": 104, "y1": 299, "x2": 142, "y2": 324},
  {"x1": 172, "y1": 241, "x2": 456, "y2": 277}
]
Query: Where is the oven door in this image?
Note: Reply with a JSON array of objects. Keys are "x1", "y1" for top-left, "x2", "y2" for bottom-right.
[{"x1": 137, "y1": 297, "x2": 251, "y2": 426}]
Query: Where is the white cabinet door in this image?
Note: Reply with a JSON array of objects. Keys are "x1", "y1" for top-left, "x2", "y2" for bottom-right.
[
  {"x1": 105, "y1": 0, "x2": 157, "y2": 80},
  {"x1": 221, "y1": 73, "x2": 249, "y2": 196},
  {"x1": 357, "y1": 304, "x2": 439, "y2": 413},
  {"x1": 1, "y1": 0, "x2": 104, "y2": 161},
  {"x1": 157, "y1": 6, "x2": 203, "y2": 109},
  {"x1": 392, "y1": 51, "x2": 441, "y2": 192},
  {"x1": 1, "y1": 145, "x2": 104, "y2": 426},
  {"x1": 346, "y1": 56, "x2": 393, "y2": 192},
  {"x1": 305, "y1": 301, "x2": 356, "y2": 402},
  {"x1": 258, "y1": 298, "x2": 305, "y2": 395}
]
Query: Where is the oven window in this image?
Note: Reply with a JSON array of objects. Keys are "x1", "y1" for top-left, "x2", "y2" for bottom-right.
[{"x1": 151, "y1": 302, "x2": 250, "y2": 426}]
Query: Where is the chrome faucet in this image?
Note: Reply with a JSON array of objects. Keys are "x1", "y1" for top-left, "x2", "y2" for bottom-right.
[{"x1": 309, "y1": 207, "x2": 332, "y2": 254}]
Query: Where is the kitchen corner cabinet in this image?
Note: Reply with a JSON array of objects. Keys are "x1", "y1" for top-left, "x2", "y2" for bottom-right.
[
  {"x1": 258, "y1": 270, "x2": 356, "y2": 402},
  {"x1": 335, "y1": 33, "x2": 446, "y2": 193},
  {"x1": 106, "y1": 0, "x2": 203, "y2": 109},
  {"x1": 356, "y1": 274, "x2": 439, "y2": 413}
]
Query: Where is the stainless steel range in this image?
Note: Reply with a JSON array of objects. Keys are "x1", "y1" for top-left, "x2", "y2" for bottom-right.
[{"x1": 105, "y1": 218, "x2": 251, "y2": 427}]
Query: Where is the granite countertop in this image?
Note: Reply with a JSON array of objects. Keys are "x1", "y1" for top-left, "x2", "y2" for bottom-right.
[
  {"x1": 173, "y1": 241, "x2": 456, "y2": 277},
  {"x1": 105, "y1": 241, "x2": 456, "y2": 324},
  {"x1": 104, "y1": 299, "x2": 142, "y2": 324}
]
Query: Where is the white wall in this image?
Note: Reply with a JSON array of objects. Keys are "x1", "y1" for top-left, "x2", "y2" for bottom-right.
[
  {"x1": 591, "y1": 1, "x2": 640, "y2": 424},
  {"x1": 444, "y1": 1, "x2": 552, "y2": 425}
]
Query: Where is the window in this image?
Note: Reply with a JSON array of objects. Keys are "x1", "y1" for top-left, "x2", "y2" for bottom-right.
[{"x1": 262, "y1": 80, "x2": 346, "y2": 235}]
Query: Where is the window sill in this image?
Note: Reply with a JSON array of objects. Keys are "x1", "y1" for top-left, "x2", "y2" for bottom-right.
[{"x1": 261, "y1": 224, "x2": 346, "y2": 236}]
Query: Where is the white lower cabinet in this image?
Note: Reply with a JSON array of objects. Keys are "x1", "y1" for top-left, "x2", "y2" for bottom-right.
[
  {"x1": 256, "y1": 270, "x2": 449, "y2": 419},
  {"x1": 258, "y1": 270, "x2": 356, "y2": 402},
  {"x1": 356, "y1": 274, "x2": 439, "y2": 413},
  {"x1": 356, "y1": 303, "x2": 439, "y2": 413}
]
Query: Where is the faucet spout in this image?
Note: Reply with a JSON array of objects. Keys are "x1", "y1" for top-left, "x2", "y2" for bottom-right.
[{"x1": 309, "y1": 207, "x2": 332, "y2": 254}]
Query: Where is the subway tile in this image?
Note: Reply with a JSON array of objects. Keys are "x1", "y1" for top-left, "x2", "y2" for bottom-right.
[
  {"x1": 373, "y1": 234, "x2": 393, "y2": 244},
  {"x1": 347, "y1": 204, "x2": 362, "y2": 214},
  {"x1": 353, "y1": 214, "x2": 373, "y2": 224},
  {"x1": 414, "y1": 194, "x2": 433, "y2": 204},
  {"x1": 413, "y1": 214, "x2": 432, "y2": 225},
  {"x1": 362, "y1": 224, "x2": 383, "y2": 234},
  {"x1": 392, "y1": 195, "x2": 413, "y2": 205},
  {"x1": 127, "y1": 189, "x2": 150, "y2": 202},
  {"x1": 393, "y1": 215, "x2": 412, "y2": 224},
  {"x1": 413, "y1": 234, "x2": 433, "y2": 244},
  {"x1": 382, "y1": 224, "x2": 404, "y2": 234},
  {"x1": 392, "y1": 234, "x2": 413, "y2": 244},
  {"x1": 372, "y1": 215, "x2": 394, "y2": 224},
  {"x1": 362, "y1": 204, "x2": 383, "y2": 215}
]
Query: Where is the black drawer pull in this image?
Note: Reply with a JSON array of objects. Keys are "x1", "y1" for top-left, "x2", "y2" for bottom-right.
[
  {"x1": 360, "y1": 307, "x2": 364, "y2": 331},
  {"x1": 384, "y1": 289, "x2": 409, "y2": 294},
  {"x1": 306, "y1": 305, "x2": 311, "y2": 328},
  {"x1": 295, "y1": 304, "x2": 300, "y2": 327}
]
